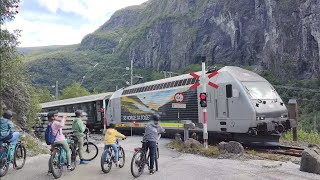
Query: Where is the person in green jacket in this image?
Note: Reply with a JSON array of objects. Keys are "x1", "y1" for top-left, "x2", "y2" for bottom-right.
[{"x1": 72, "y1": 110, "x2": 88, "y2": 165}]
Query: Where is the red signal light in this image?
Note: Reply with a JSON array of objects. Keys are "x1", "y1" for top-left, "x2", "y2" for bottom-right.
[{"x1": 200, "y1": 93, "x2": 206, "y2": 100}]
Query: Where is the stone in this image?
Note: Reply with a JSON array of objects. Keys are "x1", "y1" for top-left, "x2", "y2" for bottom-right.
[
  {"x1": 300, "y1": 145, "x2": 320, "y2": 174},
  {"x1": 184, "y1": 138, "x2": 201, "y2": 148},
  {"x1": 218, "y1": 141, "x2": 244, "y2": 154}
]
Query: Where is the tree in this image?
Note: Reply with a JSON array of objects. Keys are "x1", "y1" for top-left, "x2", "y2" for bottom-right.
[
  {"x1": 0, "y1": 0, "x2": 42, "y2": 130},
  {"x1": 35, "y1": 88, "x2": 55, "y2": 103},
  {"x1": 60, "y1": 82, "x2": 90, "y2": 99}
]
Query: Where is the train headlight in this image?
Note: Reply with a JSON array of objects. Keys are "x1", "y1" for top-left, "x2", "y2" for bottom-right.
[{"x1": 256, "y1": 116, "x2": 265, "y2": 120}]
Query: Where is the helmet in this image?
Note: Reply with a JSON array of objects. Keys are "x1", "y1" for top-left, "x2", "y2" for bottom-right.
[
  {"x1": 152, "y1": 114, "x2": 160, "y2": 121},
  {"x1": 109, "y1": 123, "x2": 115, "y2": 128},
  {"x1": 75, "y1": 110, "x2": 83, "y2": 117},
  {"x1": 3, "y1": 110, "x2": 14, "y2": 119},
  {"x1": 47, "y1": 110, "x2": 58, "y2": 120}
]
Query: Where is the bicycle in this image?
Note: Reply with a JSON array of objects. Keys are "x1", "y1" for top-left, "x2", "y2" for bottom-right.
[
  {"x1": 0, "y1": 140, "x2": 27, "y2": 177},
  {"x1": 100, "y1": 138, "x2": 125, "y2": 173},
  {"x1": 130, "y1": 141, "x2": 159, "y2": 178},
  {"x1": 76, "y1": 128, "x2": 98, "y2": 161},
  {"x1": 48, "y1": 137, "x2": 77, "y2": 179}
]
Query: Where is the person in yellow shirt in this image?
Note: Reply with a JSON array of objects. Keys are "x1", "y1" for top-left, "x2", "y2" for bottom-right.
[{"x1": 104, "y1": 123, "x2": 126, "y2": 166}]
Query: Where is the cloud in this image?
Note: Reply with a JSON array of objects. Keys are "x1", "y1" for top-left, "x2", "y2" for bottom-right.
[
  {"x1": 5, "y1": 0, "x2": 148, "y2": 47},
  {"x1": 36, "y1": 0, "x2": 148, "y2": 21},
  {"x1": 4, "y1": 15, "x2": 100, "y2": 47}
]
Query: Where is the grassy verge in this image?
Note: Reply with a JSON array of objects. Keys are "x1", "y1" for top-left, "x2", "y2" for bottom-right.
[
  {"x1": 245, "y1": 149, "x2": 291, "y2": 162},
  {"x1": 167, "y1": 140, "x2": 223, "y2": 158},
  {"x1": 281, "y1": 129, "x2": 320, "y2": 144},
  {"x1": 20, "y1": 134, "x2": 49, "y2": 157}
]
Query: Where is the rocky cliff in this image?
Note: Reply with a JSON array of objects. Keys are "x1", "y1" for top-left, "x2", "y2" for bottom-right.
[{"x1": 79, "y1": 0, "x2": 320, "y2": 80}]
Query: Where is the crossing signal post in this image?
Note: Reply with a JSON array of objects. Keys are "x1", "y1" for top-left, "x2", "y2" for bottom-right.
[
  {"x1": 200, "y1": 93, "x2": 207, "y2": 107},
  {"x1": 189, "y1": 56, "x2": 219, "y2": 149}
]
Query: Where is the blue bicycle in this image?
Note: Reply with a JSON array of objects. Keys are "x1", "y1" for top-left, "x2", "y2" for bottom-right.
[
  {"x1": 0, "y1": 140, "x2": 27, "y2": 177},
  {"x1": 48, "y1": 136, "x2": 77, "y2": 179}
]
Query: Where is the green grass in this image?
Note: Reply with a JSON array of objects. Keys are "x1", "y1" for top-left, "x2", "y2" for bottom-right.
[
  {"x1": 167, "y1": 140, "x2": 222, "y2": 157},
  {"x1": 281, "y1": 129, "x2": 320, "y2": 144}
]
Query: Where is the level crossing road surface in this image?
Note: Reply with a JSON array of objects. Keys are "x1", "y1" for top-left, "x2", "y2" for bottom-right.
[{"x1": 3, "y1": 136, "x2": 320, "y2": 180}]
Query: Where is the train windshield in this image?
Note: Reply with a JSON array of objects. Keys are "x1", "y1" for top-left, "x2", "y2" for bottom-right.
[{"x1": 242, "y1": 82, "x2": 278, "y2": 100}]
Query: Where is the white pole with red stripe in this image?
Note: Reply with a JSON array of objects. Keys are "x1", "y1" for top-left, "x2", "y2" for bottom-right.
[{"x1": 201, "y1": 57, "x2": 208, "y2": 149}]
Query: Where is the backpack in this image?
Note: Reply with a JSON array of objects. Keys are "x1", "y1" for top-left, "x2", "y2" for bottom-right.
[{"x1": 45, "y1": 123, "x2": 59, "y2": 145}]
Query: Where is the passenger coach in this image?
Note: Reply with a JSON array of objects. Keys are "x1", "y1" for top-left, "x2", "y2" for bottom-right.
[{"x1": 41, "y1": 92, "x2": 113, "y2": 132}]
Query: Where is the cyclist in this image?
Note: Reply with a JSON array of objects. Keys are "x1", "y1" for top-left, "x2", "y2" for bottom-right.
[
  {"x1": 48, "y1": 111, "x2": 74, "y2": 171},
  {"x1": 72, "y1": 110, "x2": 88, "y2": 165},
  {"x1": 104, "y1": 123, "x2": 126, "y2": 166},
  {"x1": 0, "y1": 110, "x2": 20, "y2": 148},
  {"x1": 143, "y1": 114, "x2": 165, "y2": 175}
]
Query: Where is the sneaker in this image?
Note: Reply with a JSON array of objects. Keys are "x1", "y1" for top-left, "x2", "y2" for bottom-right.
[
  {"x1": 80, "y1": 160, "x2": 88, "y2": 165},
  {"x1": 67, "y1": 165, "x2": 75, "y2": 171},
  {"x1": 115, "y1": 161, "x2": 119, "y2": 167},
  {"x1": 47, "y1": 170, "x2": 52, "y2": 175},
  {"x1": 149, "y1": 169, "x2": 155, "y2": 175}
]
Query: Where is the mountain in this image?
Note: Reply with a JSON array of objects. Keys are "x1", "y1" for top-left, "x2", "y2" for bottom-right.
[{"x1": 25, "y1": 0, "x2": 320, "y2": 92}]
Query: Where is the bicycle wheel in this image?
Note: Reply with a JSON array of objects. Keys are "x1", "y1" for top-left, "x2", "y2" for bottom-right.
[
  {"x1": 0, "y1": 147, "x2": 9, "y2": 177},
  {"x1": 118, "y1": 147, "x2": 125, "y2": 168},
  {"x1": 82, "y1": 142, "x2": 98, "y2": 161},
  {"x1": 13, "y1": 143, "x2": 26, "y2": 169},
  {"x1": 70, "y1": 143, "x2": 77, "y2": 167},
  {"x1": 156, "y1": 146, "x2": 159, "y2": 159},
  {"x1": 155, "y1": 150, "x2": 158, "y2": 172},
  {"x1": 49, "y1": 148, "x2": 63, "y2": 179},
  {"x1": 131, "y1": 149, "x2": 146, "y2": 178},
  {"x1": 100, "y1": 150, "x2": 112, "y2": 173}
]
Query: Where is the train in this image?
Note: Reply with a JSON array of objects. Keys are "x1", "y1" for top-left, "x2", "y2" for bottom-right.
[
  {"x1": 40, "y1": 66, "x2": 296, "y2": 145},
  {"x1": 40, "y1": 92, "x2": 112, "y2": 132},
  {"x1": 106, "y1": 66, "x2": 296, "y2": 145}
]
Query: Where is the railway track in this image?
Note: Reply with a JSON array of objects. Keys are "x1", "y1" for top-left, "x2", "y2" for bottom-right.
[{"x1": 248, "y1": 145, "x2": 305, "y2": 157}]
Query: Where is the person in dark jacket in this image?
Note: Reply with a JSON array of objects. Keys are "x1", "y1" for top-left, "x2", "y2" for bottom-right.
[
  {"x1": 0, "y1": 110, "x2": 19, "y2": 147},
  {"x1": 142, "y1": 114, "x2": 165, "y2": 175}
]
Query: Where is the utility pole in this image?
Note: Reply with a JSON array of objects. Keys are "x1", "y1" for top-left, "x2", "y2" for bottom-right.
[
  {"x1": 55, "y1": 81, "x2": 59, "y2": 100},
  {"x1": 130, "y1": 59, "x2": 133, "y2": 86}
]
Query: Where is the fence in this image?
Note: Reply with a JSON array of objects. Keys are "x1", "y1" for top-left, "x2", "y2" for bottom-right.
[{"x1": 33, "y1": 112, "x2": 88, "y2": 136}]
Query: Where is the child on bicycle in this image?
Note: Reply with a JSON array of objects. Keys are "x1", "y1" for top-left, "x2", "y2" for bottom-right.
[
  {"x1": 104, "y1": 123, "x2": 126, "y2": 166},
  {"x1": 48, "y1": 111, "x2": 75, "y2": 171},
  {"x1": 72, "y1": 110, "x2": 88, "y2": 165},
  {"x1": 143, "y1": 114, "x2": 165, "y2": 175}
]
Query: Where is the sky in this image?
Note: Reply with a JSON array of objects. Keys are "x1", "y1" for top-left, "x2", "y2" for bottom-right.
[{"x1": 3, "y1": 0, "x2": 148, "y2": 47}]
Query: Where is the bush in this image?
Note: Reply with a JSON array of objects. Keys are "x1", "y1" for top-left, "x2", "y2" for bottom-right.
[{"x1": 281, "y1": 129, "x2": 320, "y2": 144}]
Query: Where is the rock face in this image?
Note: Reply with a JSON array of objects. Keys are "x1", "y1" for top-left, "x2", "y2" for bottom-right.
[
  {"x1": 300, "y1": 145, "x2": 320, "y2": 174},
  {"x1": 79, "y1": 0, "x2": 320, "y2": 80},
  {"x1": 218, "y1": 141, "x2": 244, "y2": 154},
  {"x1": 184, "y1": 138, "x2": 201, "y2": 148}
]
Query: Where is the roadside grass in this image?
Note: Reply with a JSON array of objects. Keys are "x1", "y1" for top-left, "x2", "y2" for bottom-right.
[
  {"x1": 245, "y1": 149, "x2": 290, "y2": 162},
  {"x1": 169, "y1": 140, "x2": 292, "y2": 162},
  {"x1": 281, "y1": 129, "x2": 320, "y2": 144},
  {"x1": 167, "y1": 140, "x2": 222, "y2": 158},
  {"x1": 20, "y1": 134, "x2": 49, "y2": 157}
]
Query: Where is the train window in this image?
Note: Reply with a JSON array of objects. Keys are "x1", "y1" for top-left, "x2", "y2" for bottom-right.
[
  {"x1": 173, "y1": 81, "x2": 179, "y2": 87},
  {"x1": 177, "y1": 79, "x2": 184, "y2": 86},
  {"x1": 159, "y1": 83, "x2": 164, "y2": 89},
  {"x1": 186, "y1": 78, "x2": 191, "y2": 85},
  {"x1": 153, "y1": 85, "x2": 158, "y2": 90}
]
